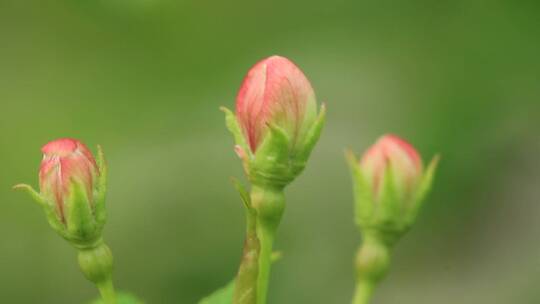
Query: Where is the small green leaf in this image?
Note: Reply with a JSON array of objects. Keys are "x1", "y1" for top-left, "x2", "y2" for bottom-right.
[{"x1": 199, "y1": 280, "x2": 235, "y2": 304}]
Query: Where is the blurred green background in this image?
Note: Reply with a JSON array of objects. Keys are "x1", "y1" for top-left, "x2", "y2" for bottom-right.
[{"x1": 1, "y1": 1, "x2": 539, "y2": 303}]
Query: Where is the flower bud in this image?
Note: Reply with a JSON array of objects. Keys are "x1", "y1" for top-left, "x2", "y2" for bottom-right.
[
  {"x1": 346, "y1": 134, "x2": 439, "y2": 245},
  {"x1": 236, "y1": 55, "x2": 318, "y2": 153},
  {"x1": 40, "y1": 138, "x2": 99, "y2": 222},
  {"x1": 223, "y1": 55, "x2": 326, "y2": 188},
  {"x1": 15, "y1": 138, "x2": 108, "y2": 247},
  {"x1": 360, "y1": 134, "x2": 423, "y2": 203}
]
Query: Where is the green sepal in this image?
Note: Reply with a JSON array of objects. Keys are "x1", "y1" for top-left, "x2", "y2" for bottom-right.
[
  {"x1": 13, "y1": 184, "x2": 46, "y2": 207},
  {"x1": 345, "y1": 151, "x2": 374, "y2": 226},
  {"x1": 254, "y1": 123, "x2": 290, "y2": 165},
  {"x1": 199, "y1": 280, "x2": 235, "y2": 304},
  {"x1": 231, "y1": 177, "x2": 253, "y2": 212},
  {"x1": 94, "y1": 145, "x2": 108, "y2": 228},
  {"x1": 405, "y1": 155, "x2": 440, "y2": 225},
  {"x1": 65, "y1": 179, "x2": 98, "y2": 246},
  {"x1": 296, "y1": 103, "x2": 326, "y2": 165},
  {"x1": 13, "y1": 184, "x2": 68, "y2": 238},
  {"x1": 250, "y1": 123, "x2": 292, "y2": 187},
  {"x1": 369, "y1": 162, "x2": 408, "y2": 246},
  {"x1": 375, "y1": 163, "x2": 400, "y2": 226},
  {"x1": 89, "y1": 292, "x2": 144, "y2": 304},
  {"x1": 221, "y1": 107, "x2": 252, "y2": 159}
]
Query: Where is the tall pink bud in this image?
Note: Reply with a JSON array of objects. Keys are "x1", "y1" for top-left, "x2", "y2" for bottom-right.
[{"x1": 236, "y1": 55, "x2": 317, "y2": 153}]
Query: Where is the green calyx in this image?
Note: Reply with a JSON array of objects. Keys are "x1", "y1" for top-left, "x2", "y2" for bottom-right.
[
  {"x1": 222, "y1": 104, "x2": 326, "y2": 188},
  {"x1": 14, "y1": 145, "x2": 109, "y2": 248},
  {"x1": 346, "y1": 151, "x2": 440, "y2": 245}
]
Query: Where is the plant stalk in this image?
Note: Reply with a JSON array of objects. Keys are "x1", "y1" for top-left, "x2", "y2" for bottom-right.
[
  {"x1": 77, "y1": 242, "x2": 117, "y2": 304},
  {"x1": 352, "y1": 279, "x2": 374, "y2": 304},
  {"x1": 97, "y1": 279, "x2": 117, "y2": 304},
  {"x1": 256, "y1": 221, "x2": 275, "y2": 304},
  {"x1": 351, "y1": 235, "x2": 391, "y2": 304},
  {"x1": 233, "y1": 208, "x2": 260, "y2": 304},
  {"x1": 249, "y1": 185, "x2": 285, "y2": 304}
]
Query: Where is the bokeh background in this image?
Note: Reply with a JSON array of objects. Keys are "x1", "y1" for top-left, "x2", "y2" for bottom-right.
[{"x1": 1, "y1": 1, "x2": 539, "y2": 303}]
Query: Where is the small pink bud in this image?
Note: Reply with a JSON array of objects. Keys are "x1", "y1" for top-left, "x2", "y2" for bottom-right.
[
  {"x1": 236, "y1": 55, "x2": 317, "y2": 152},
  {"x1": 39, "y1": 138, "x2": 99, "y2": 221},
  {"x1": 360, "y1": 134, "x2": 422, "y2": 200}
]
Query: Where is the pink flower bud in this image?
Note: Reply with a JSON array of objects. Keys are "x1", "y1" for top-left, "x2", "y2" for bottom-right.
[
  {"x1": 39, "y1": 138, "x2": 99, "y2": 221},
  {"x1": 236, "y1": 55, "x2": 317, "y2": 152},
  {"x1": 360, "y1": 134, "x2": 422, "y2": 200}
]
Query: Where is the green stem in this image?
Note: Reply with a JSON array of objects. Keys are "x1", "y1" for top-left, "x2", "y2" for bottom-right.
[
  {"x1": 256, "y1": 222, "x2": 275, "y2": 304},
  {"x1": 352, "y1": 280, "x2": 374, "y2": 304},
  {"x1": 77, "y1": 242, "x2": 117, "y2": 304},
  {"x1": 97, "y1": 279, "x2": 117, "y2": 304},
  {"x1": 352, "y1": 235, "x2": 391, "y2": 304},
  {"x1": 233, "y1": 209, "x2": 260, "y2": 304},
  {"x1": 250, "y1": 185, "x2": 285, "y2": 304}
]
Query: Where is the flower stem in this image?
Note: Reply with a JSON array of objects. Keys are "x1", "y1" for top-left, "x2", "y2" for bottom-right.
[
  {"x1": 256, "y1": 221, "x2": 275, "y2": 304},
  {"x1": 97, "y1": 279, "x2": 117, "y2": 304},
  {"x1": 352, "y1": 235, "x2": 391, "y2": 304},
  {"x1": 249, "y1": 185, "x2": 285, "y2": 304},
  {"x1": 352, "y1": 280, "x2": 374, "y2": 304},
  {"x1": 233, "y1": 209, "x2": 260, "y2": 304},
  {"x1": 77, "y1": 242, "x2": 117, "y2": 304}
]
